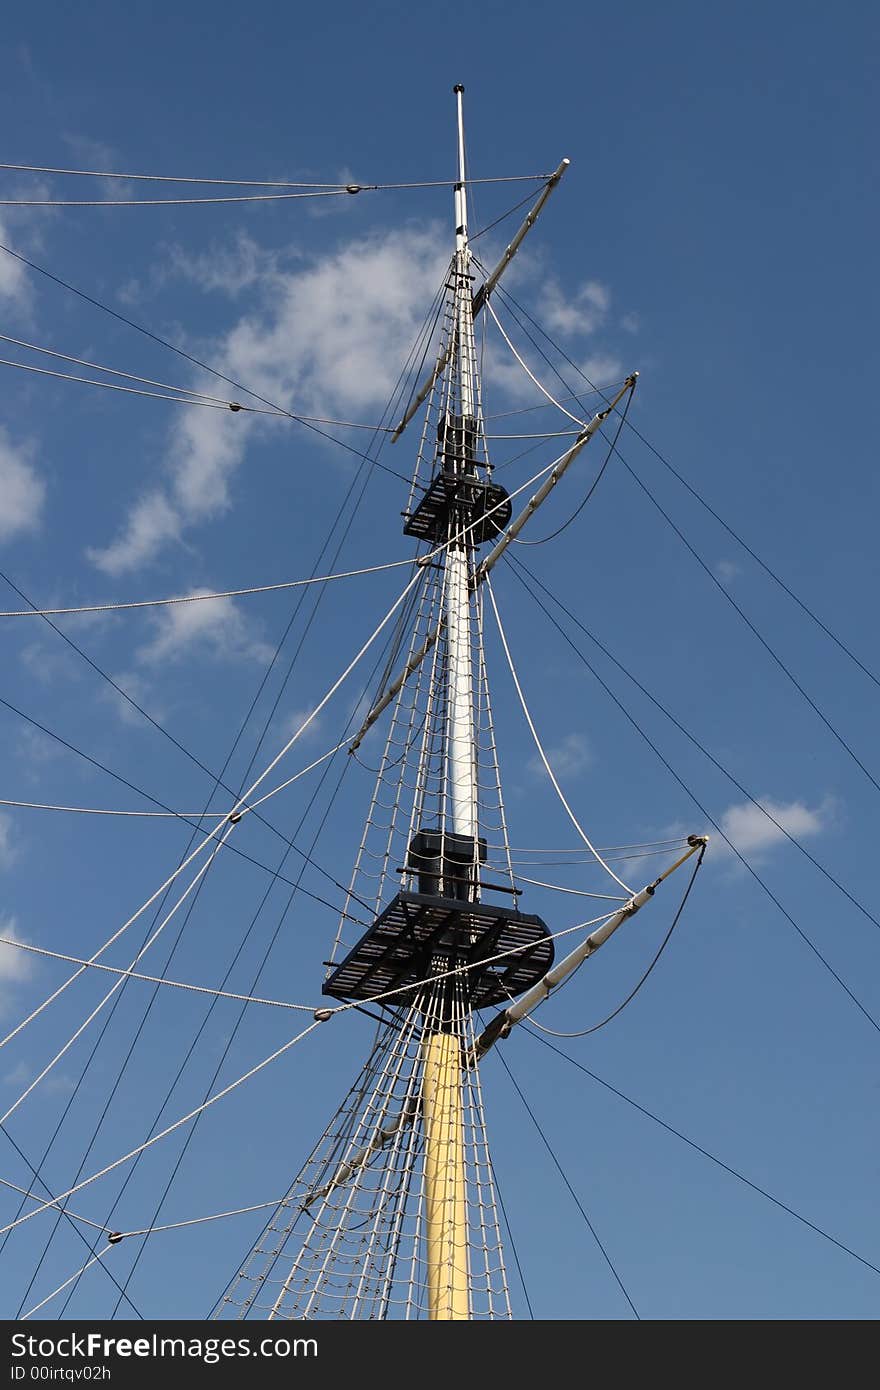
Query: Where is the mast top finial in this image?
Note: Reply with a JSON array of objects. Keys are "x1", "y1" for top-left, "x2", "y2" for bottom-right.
[{"x1": 453, "y1": 83, "x2": 465, "y2": 94}]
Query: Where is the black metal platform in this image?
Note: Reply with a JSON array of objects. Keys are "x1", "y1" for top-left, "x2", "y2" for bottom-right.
[
  {"x1": 403, "y1": 471, "x2": 512, "y2": 546},
  {"x1": 322, "y1": 891, "x2": 553, "y2": 1010}
]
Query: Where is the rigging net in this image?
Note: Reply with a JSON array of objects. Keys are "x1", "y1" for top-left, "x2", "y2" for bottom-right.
[{"x1": 214, "y1": 985, "x2": 511, "y2": 1321}]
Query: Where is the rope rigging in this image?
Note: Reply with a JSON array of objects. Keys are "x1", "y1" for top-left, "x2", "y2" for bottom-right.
[
  {"x1": 3, "y1": 902, "x2": 674, "y2": 1243},
  {"x1": 0, "y1": 240, "x2": 415, "y2": 485},
  {"x1": 7, "y1": 141, "x2": 699, "y2": 1316},
  {"x1": 0, "y1": 162, "x2": 550, "y2": 189},
  {"x1": 505, "y1": 557, "x2": 880, "y2": 1037},
  {"x1": 507, "y1": 556, "x2": 880, "y2": 938},
  {"x1": 485, "y1": 576, "x2": 633, "y2": 894},
  {"x1": 522, "y1": 839, "x2": 706, "y2": 1038},
  {"x1": 13, "y1": 967, "x2": 880, "y2": 1319},
  {"x1": 489, "y1": 275, "x2": 880, "y2": 697},
  {"x1": 0, "y1": 392, "x2": 580, "y2": 638},
  {"x1": 507, "y1": 381, "x2": 633, "y2": 545},
  {"x1": 0, "y1": 691, "x2": 369, "y2": 914},
  {"x1": 215, "y1": 982, "x2": 513, "y2": 1321},
  {"x1": 3, "y1": 268, "x2": 478, "y2": 1311},
  {"x1": 0, "y1": 936, "x2": 315, "y2": 1011},
  {"x1": 0, "y1": 1125, "x2": 143, "y2": 1317},
  {"x1": 0, "y1": 191, "x2": 371, "y2": 207},
  {"x1": 18, "y1": 252, "x2": 522, "y2": 1312},
  {"x1": 43, "y1": 658, "x2": 385, "y2": 1314},
  {"x1": 0, "y1": 567, "x2": 427, "y2": 1093},
  {"x1": 525, "y1": 1031, "x2": 880, "y2": 1284},
  {"x1": 493, "y1": 1048, "x2": 639, "y2": 1319},
  {"x1": 0, "y1": 1018, "x2": 325, "y2": 1240},
  {"x1": 0, "y1": 559, "x2": 418, "y2": 909},
  {"x1": 5, "y1": 86, "x2": 876, "y2": 1328},
  {"x1": 617, "y1": 451, "x2": 880, "y2": 798},
  {"x1": 8, "y1": 435, "x2": 413, "y2": 1296},
  {"x1": 0, "y1": 556, "x2": 434, "y2": 619}
]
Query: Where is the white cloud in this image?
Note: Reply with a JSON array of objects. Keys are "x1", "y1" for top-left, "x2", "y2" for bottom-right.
[
  {"x1": 0, "y1": 428, "x2": 45, "y2": 543},
  {"x1": 14, "y1": 724, "x2": 66, "y2": 772},
  {"x1": 529, "y1": 731, "x2": 591, "y2": 781},
  {"x1": 90, "y1": 226, "x2": 449, "y2": 574},
  {"x1": 285, "y1": 707, "x2": 323, "y2": 742},
  {"x1": 90, "y1": 491, "x2": 180, "y2": 575},
  {"x1": 19, "y1": 637, "x2": 83, "y2": 686},
  {"x1": 0, "y1": 917, "x2": 33, "y2": 1015},
  {"x1": 718, "y1": 796, "x2": 829, "y2": 857},
  {"x1": 539, "y1": 278, "x2": 610, "y2": 338},
  {"x1": 620, "y1": 312, "x2": 640, "y2": 335},
  {"x1": 0, "y1": 816, "x2": 18, "y2": 870},
  {"x1": 579, "y1": 353, "x2": 624, "y2": 387},
  {"x1": 116, "y1": 277, "x2": 144, "y2": 306},
  {"x1": 307, "y1": 168, "x2": 361, "y2": 220},
  {"x1": 91, "y1": 227, "x2": 632, "y2": 572},
  {"x1": 62, "y1": 134, "x2": 132, "y2": 201},
  {"x1": 136, "y1": 593, "x2": 274, "y2": 667},
  {"x1": 715, "y1": 559, "x2": 741, "y2": 584},
  {"x1": 481, "y1": 338, "x2": 544, "y2": 404},
  {"x1": 4, "y1": 1059, "x2": 74, "y2": 1095},
  {"x1": 165, "y1": 232, "x2": 291, "y2": 296},
  {"x1": 0, "y1": 216, "x2": 30, "y2": 311},
  {"x1": 0, "y1": 181, "x2": 56, "y2": 321},
  {"x1": 101, "y1": 668, "x2": 166, "y2": 728}
]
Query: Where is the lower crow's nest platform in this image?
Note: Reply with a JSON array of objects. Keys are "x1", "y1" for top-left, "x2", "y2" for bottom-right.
[
  {"x1": 402, "y1": 471, "x2": 512, "y2": 546},
  {"x1": 323, "y1": 891, "x2": 554, "y2": 1010}
]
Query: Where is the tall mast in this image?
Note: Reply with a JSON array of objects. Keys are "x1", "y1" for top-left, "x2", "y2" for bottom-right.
[
  {"x1": 211, "y1": 89, "x2": 703, "y2": 1327},
  {"x1": 421, "y1": 84, "x2": 477, "y2": 1323}
]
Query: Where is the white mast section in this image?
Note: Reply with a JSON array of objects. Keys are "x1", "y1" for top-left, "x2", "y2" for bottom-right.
[
  {"x1": 391, "y1": 158, "x2": 570, "y2": 443},
  {"x1": 445, "y1": 84, "x2": 478, "y2": 851}
]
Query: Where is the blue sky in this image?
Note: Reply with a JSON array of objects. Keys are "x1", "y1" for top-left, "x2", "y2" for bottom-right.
[{"x1": 0, "y1": 1, "x2": 877, "y2": 1320}]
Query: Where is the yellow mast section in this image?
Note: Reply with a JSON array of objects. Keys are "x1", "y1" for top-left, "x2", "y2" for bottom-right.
[{"x1": 422, "y1": 1029, "x2": 469, "y2": 1319}]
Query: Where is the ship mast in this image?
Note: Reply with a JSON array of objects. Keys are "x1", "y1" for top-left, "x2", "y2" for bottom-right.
[
  {"x1": 212, "y1": 91, "x2": 703, "y2": 1325},
  {"x1": 421, "y1": 84, "x2": 479, "y2": 1322}
]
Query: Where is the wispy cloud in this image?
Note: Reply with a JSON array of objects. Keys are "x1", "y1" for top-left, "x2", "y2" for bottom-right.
[
  {"x1": 538, "y1": 278, "x2": 610, "y2": 337},
  {"x1": 0, "y1": 917, "x2": 33, "y2": 1015},
  {"x1": 715, "y1": 559, "x2": 741, "y2": 584},
  {"x1": 0, "y1": 215, "x2": 31, "y2": 313},
  {"x1": 162, "y1": 232, "x2": 294, "y2": 298},
  {"x1": 0, "y1": 428, "x2": 45, "y2": 544},
  {"x1": 0, "y1": 816, "x2": 18, "y2": 870},
  {"x1": 528, "y1": 731, "x2": 591, "y2": 781},
  {"x1": 62, "y1": 134, "x2": 133, "y2": 201},
  {"x1": 3, "y1": 1059, "x2": 74, "y2": 1095},
  {"x1": 579, "y1": 353, "x2": 624, "y2": 387},
  {"x1": 0, "y1": 181, "x2": 56, "y2": 322},
  {"x1": 91, "y1": 492, "x2": 181, "y2": 575},
  {"x1": 13, "y1": 724, "x2": 67, "y2": 773},
  {"x1": 90, "y1": 226, "x2": 449, "y2": 575},
  {"x1": 19, "y1": 637, "x2": 83, "y2": 686},
  {"x1": 718, "y1": 795, "x2": 831, "y2": 857},
  {"x1": 117, "y1": 232, "x2": 285, "y2": 306},
  {"x1": 136, "y1": 593, "x2": 274, "y2": 667},
  {"x1": 100, "y1": 668, "x2": 166, "y2": 728},
  {"x1": 284, "y1": 707, "x2": 323, "y2": 743},
  {"x1": 91, "y1": 226, "x2": 631, "y2": 573}
]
